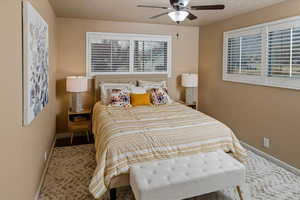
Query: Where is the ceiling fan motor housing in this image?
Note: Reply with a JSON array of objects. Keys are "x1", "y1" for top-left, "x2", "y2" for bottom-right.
[{"x1": 171, "y1": 0, "x2": 190, "y2": 7}]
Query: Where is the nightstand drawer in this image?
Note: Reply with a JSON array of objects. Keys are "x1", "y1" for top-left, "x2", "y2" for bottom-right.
[
  {"x1": 69, "y1": 114, "x2": 90, "y2": 122},
  {"x1": 68, "y1": 121, "x2": 90, "y2": 131}
]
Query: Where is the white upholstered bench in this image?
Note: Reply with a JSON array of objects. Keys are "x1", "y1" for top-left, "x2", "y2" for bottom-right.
[{"x1": 130, "y1": 150, "x2": 247, "y2": 200}]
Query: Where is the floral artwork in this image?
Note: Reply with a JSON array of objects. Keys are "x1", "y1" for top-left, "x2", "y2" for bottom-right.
[{"x1": 23, "y1": 2, "x2": 49, "y2": 125}]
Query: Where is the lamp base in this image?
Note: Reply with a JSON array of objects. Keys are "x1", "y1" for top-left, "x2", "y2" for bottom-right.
[
  {"x1": 70, "y1": 93, "x2": 82, "y2": 113},
  {"x1": 185, "y1": 87, "x2": 195, "y2": 105}
]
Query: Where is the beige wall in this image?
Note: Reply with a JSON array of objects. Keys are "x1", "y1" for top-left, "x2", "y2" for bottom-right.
[
  {"x1": 199, "y1": 0, "x2": 300, "y2": 168},
  {"x1": 56, "y1": 18, "x2": 199, "y2": 133},
  {"x1": 0, "y1": 0, "x2": 57, "y2": 199}
]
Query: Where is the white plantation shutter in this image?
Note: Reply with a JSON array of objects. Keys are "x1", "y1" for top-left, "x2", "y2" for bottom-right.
[
  {"x1": 292, "y1": 27, "x2": 300, "y2": 78},
  {"x1": 90, "y1": 39, "x2": 130, "y2": 73},
  {"x1": 227, "y1": 33, "x2": 262, "y2": 76},
  {"x1": 134, "y1": 40, "x2": 168, "y2": 72},
  {"x1": 268, "y1": 25, "x2": 300, "y2": 78},
  {"x1": 86, "y1": 33, "x2": 171, "y2": 77},
  {"x1": 241, "y1": 34, "x2": 262, "y2": 75},
  {"x1": 227, "y1": 37, "x2": 240, "y2": 74},
  {"x1": 268, "y1": 28, "x2": 291, "y2": 77}
]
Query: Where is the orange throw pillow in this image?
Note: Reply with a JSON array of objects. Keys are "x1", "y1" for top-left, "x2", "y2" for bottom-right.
[{"x1": 130, "y1": 93, "x2": 151, "y2": 106}]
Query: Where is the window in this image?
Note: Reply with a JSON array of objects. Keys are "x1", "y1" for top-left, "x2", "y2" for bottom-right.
[
  {"x1": 268, "y1": 26, "x2": 300, "y2": 78},
  {"x1": 90, "y1": 40, "x2": 130, "y2": 73},
  {"x1": 223, "y1": 16, "x2": 300, "y2": 90},
  {"x1": 86, "y1": 32, "x2": 172, "y2": 77},
  {"x1": 134, "y1": 40, "x2": 168, "y2": 72},
  {"x1": 227, "y1": 32, "x2": 262, "y2": 76}
]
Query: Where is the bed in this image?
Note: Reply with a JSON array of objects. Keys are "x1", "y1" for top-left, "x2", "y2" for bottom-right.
[{"x1": 89, "y1": 75, "x2": 247, "y2": 199}]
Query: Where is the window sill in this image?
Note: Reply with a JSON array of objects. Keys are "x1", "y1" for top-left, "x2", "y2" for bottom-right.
[{"x1": 223, "y1": 74, "x2": 300, "y2": 90}]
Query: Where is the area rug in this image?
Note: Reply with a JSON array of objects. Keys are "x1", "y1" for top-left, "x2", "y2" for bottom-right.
[{"x1": 39, "y1": 144, "x2": 300, "y2": 200}]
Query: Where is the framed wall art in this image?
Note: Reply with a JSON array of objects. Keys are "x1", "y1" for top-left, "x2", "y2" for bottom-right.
[{"x1": 23, "y1": 1, "x2": 49, "y2": 125}]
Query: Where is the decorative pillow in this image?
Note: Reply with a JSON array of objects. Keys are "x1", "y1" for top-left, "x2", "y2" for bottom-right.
[
  {"x1": 109, "y1": 89, "x2": 131, "y2": 107},
  {"x1": 131, "y1": 86, "x2": 146, "y2": 94},
  {"x1": 130, "y1": 93, "x2": 151, "y2": 106},
  {"x1": 138, "y1": 80, "x2": 167, "y2": 91},
  {"x1": 150, "y1": 87, "x2": 172, "y2": 105},
  {"x1": 100, "y1": 82, "x2": 134, "y2": 105}
]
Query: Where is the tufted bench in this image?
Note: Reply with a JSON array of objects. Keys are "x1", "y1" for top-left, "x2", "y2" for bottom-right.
[{"x1": 130, "y1": 150, "x2": 247, "y2": 200}]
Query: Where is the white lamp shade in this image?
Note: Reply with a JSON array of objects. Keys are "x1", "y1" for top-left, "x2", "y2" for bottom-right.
[
  {"x1": 182, "y1": 73, "x2": 198, "y2": 87},
  {"x1": 168, "y1": 11, "x2": 189, "y2": 22},
  {"x1": 66, "y1": 76, "x2": 88, "y2": 92}
]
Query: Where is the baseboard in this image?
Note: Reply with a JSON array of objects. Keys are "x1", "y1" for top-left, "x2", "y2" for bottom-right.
[
  {"x1": 34, "y1": 135, "x2": 57, "y2": 200},
  {"x1": 241, "y1": 141, "x2": 300, "y2": 176}
]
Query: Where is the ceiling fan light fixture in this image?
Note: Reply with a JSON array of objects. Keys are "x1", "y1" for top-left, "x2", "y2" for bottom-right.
[{"x1": 168, "y1": 10, "x2": 189, "y2": 23}]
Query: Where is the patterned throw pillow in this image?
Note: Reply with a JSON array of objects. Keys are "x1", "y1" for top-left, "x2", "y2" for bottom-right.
[
  {"x1": 150, "y1": 87, "x2": 172, "y2": 105},
  {"x1": 109, "y1": 89, "x2": 130, "y2": 107}
]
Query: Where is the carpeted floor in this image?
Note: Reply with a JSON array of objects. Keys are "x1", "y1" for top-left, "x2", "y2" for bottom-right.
[{"x1": 39, "y1": 144, "x2": 300, "y2": 200}]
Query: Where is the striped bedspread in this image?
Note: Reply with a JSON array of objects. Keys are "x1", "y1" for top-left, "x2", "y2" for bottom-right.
[{"x1": 89, "y1": 102, "x2": 247, "y2": 199}]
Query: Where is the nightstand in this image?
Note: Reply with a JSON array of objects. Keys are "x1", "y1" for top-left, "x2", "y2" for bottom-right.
[
  {"x1": 68, "y1": 108, "x2": 92, "y2": 144},
  {"x1": 176, "y1": 100, "x2": 197, "y2": 110}
]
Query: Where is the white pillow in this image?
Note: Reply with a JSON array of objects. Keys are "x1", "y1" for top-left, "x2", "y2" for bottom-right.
[
  {"x1": 131, "y1": 86, "x2": 146, "y2": 94},
  {"x1": 138, "y1": 80, "x2": 167, "y2": 90},
  {"x1": 100, "y1": 82, "x2": 134, "y2": 105}
]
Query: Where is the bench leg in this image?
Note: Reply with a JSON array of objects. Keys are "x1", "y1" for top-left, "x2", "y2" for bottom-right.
[
  {"x1": 110, "y1": 188, "x2": 117, "y2": 200},
  {"x1": 237, "y1": 186, "x2": 243, "y2": 200}
]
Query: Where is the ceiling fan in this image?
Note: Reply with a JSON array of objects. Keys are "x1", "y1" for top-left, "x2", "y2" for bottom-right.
[{"x1": 137, "y1": 0, "x2": 225, "y2": 24}]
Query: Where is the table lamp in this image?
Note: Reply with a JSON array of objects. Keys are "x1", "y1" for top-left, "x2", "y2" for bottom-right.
[
  {"x1": 66, "y1": 76, "x2": 88, "y2": 112},
  {"x1": 181, "y1": 73, "x2": 198, "y2": 105}
]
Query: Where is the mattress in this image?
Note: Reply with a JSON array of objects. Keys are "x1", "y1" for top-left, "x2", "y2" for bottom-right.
[{"x1": 89, "y1": 102, "x2": 247, "y2": 199}]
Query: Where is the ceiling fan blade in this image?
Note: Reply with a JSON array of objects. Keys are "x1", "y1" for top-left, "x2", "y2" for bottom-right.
[
  {"x1": 191, "y1": 4, "x2": 225, "y2": 10},
  {"x1": 137, "y1": 5, "x2": 169, "y2": 9},
  {"x1": 149, "y1": 12, "x2": 169, "y2": 19},
  {"x1": 187, "y1": 12, "x2": 197, "y2": 20}
]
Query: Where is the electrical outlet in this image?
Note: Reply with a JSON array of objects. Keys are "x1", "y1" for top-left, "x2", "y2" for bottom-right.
[
  {"x1": 263, "y1": 137, "x2": 270, "y2": 148},
  {"x1": 44, "y1": 152, "x2": 47, "y2": 162}
]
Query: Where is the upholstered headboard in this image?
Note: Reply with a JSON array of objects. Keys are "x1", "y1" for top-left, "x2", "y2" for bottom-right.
[{"x1": 94, "y1": 74, "x2": 168, "y2": 102}]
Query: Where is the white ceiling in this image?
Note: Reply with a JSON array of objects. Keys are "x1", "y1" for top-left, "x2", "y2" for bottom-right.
[{"x1": 49, "y1": 0, "x2": 288, "y2": 26}]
